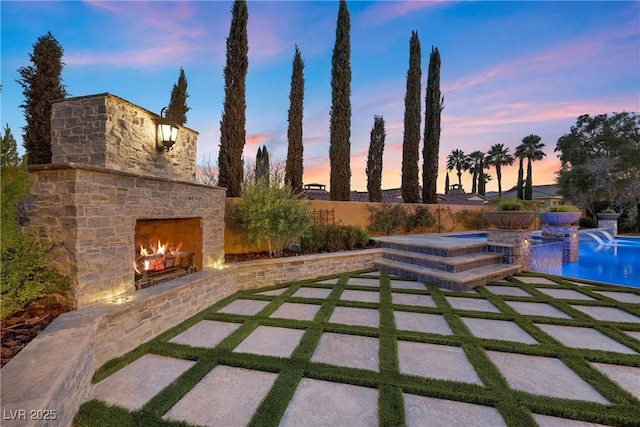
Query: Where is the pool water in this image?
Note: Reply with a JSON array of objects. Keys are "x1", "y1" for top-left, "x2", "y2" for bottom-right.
[{"x1": 562, "y1": 237, "x2": 639, "y2": 288}]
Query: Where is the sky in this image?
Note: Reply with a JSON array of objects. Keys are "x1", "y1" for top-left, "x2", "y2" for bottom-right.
[{"x1": 1, "y1": 0, "x2": 639, "y2": 194}]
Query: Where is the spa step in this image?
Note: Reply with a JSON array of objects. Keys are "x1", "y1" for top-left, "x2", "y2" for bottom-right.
[
  {"x1": 375, "y1": 258, "x2": 521, "y2": 292},
  {"x1": 382, "y1": 249, "x2": 502, "y2": 273},
  {"x1": 373, "y1": 238, "x2": 487, "y2": 258}
]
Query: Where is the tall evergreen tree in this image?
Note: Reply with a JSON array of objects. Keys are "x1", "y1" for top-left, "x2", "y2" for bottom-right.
[
  {"x1": 521, "y1": 134, "x2": 546, "y2": 200},
  {"x1": 17, "y1": 32, "x2": 67, "y2": 165},
  {"x1": 422, "y1": 46, "x2": 443, "y2": 204},
  {"x1": 167, "y1": 67, "x2": 190, "y2": 126},
  {"x1": 401, "y1": 31, "x2": 421, "y2": 203},
  {"x1": 514, "y1": 143, "x2": 526, "y2": 199},
  {"x1": 218, "y1": 0, "x2": 249, "y2": 197},
  {"x1": 444, "y1": 171, "x2": 450, "y2": 194},
  {"x1": 329, "y1": 0, "x2": 351, "y2": 201},
  {"x1": 366, "y1": 115, "x2": 385, "y2": 203},
  {"x1": 1, "y1": 125, "x2": 31, "y2": 251},
  {"x1": 285, "y1": 45, "x2": 305, "y2": 193},
  {"x1": 255, "y1": 145, "x2": 270, "y2": 186},
  {"x1": 487, "y1": 143, "x2": 514, "y2": 198},
  {"x1": 468, "y1": 150, "x2": 485, "y2": 194}
]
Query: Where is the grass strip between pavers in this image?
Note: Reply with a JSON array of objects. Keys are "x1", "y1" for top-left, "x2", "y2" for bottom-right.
[{"x1": 77, "y1": 270, "x2": 640, "y2": 427}]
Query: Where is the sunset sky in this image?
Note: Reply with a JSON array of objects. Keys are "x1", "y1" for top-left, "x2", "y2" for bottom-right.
[{"x1": 2, "y1": 1, "x2": 639, "y2": 194}]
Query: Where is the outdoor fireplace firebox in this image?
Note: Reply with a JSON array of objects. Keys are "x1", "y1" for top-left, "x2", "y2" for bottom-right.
[{"x1": 134, "y1": 218, "x2": 203, "y2": 289}]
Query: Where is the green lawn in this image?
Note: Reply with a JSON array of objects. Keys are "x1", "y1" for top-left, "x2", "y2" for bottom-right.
[{"x1": 75, "y1": 270, "x2": 640, "y2": 427}]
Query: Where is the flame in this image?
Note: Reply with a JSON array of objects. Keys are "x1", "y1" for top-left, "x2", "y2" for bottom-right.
[
  {"x1": 144, "y1": 260, "x2": 150, "y2": 270},
  {"x1": 140, "y1": 245, "x2": 148, "y2": 257},
  {"x1": 133, "y1": 260, "x2": 141, "y2": 275}
]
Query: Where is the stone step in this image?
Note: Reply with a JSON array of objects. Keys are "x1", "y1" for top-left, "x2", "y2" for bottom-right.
[
  {"x1": 373, "y1": 237, "x2": 487, "y2": 258},
  {"x1": 382, "y1": 249, "x2": 503, "y2": 273},
  {"x1": 375, "y1": 258, "x2": 522, "y2": 292}
]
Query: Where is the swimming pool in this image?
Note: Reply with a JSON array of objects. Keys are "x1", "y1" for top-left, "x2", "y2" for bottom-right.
[
  {"x1": 448, "y1": 232, "x2": 640, "y2": 288},
  {"x1": 562, "y1": 237, "x2": 639, "y2": 288}
]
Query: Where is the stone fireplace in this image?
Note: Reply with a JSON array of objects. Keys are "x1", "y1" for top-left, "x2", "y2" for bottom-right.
[{"x1": 20, "y1": 93, "x2": 226, "y2": 307}]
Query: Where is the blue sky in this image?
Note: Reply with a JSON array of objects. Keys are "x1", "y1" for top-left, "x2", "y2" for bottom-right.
[{"x1": 2, "y1": 0, "x2": 639, "y2": 193}]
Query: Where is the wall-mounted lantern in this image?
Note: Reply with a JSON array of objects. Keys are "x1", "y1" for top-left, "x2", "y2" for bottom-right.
[{"x1": 156, "y1": 107, "x2": 179, "y2": 151}]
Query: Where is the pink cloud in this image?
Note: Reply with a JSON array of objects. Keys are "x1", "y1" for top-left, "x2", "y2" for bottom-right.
[
  {"x1": 358, "y1": 1, "x2": 453, "y2": 27},
  {"x1": 246, "y1": 133, "x2": 271, "y2": 147}
]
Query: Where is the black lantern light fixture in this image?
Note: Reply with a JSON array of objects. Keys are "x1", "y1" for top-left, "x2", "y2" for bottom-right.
[{"x1": 156, "y1": 107, "x2": 179, "y2": 151}]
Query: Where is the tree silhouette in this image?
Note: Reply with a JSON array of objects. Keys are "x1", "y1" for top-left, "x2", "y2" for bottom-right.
[
  {"x1": 167, "y1": 67, "x2": 190, "y2": 126},
  {"x1": 401, "y1": 31, "x2": 421, "y2": 203},
  {"x1": 520, "y1": 134, "x2": 545, "y2": 200},
  {"x1": 17, "y1": 31, "x2": 67, "y2": 165},
  {"x1": 487, "y1": 143, "x2": 514, "y2": 198},
  {"x1": 329, "y1": 0, "x2": 351, "y2": 201},
  {"x1": 446, "y1": 149, "x2": 469, "y2": 189},
  {"x1": 218, "y1": 0, "x2": 249, "y2": 197},
  {"x1": 422, "y1": 46, "x2": 443, "y2": 204},
  {"x1": 285, "y1": 45, "x2": 305, "y2": 193},
  {"x1": 366, "y1": 115, "x2": 385, "y2": 202}
]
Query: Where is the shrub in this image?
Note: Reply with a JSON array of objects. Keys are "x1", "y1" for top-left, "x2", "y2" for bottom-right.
[
  {"x1": 1, "y1": 235, "x2": 69, "y2": 319},
  {"x1": 494, "y1": 199, "x2": 525, "y2": 211},
  {"x1": 602, "y1": 208, "x2": 617, "y2": 214},
  {"x1": 233, "y1": 183, "x2": 311, "y2": 257},
  {"x1": 619, "y1": 204, "x2": 638, "y2": 232},
  {"x1": 405, "y1": 206, "x2": 436, "y2": 231},
  {"x1": 300, "y1": 225, "x2": 370, "y2": 252},
  {"x1": 367, "y1": 203, "x2": 408, "y2": 235},
  {"x1": 455, "y1": 209, "x2": 489, "y2": 230},
  {"x1": 547, "y1": 205, "x2": 580, "y2": 212},
  {"x1": 578, "y1": 217, "x2": 598, "y2": 228}
]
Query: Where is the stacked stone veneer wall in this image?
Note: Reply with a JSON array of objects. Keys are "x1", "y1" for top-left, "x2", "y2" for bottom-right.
[
  {"x1": 0, "y1": 250, "x2": 382, "y2": 427},
  {"x1": 22, "y1": 164, "x2": 226, "y2": 307},
  {"x1": 51, "y1": 93, "x2": 197, "y2": 181},
  {"x1": 487, "y1": 229, "x2": 532, "y2": 270},
  {"x1": 597, "y1": 219, "x2": 618, "y2": 236},
  {"x1": 541, "y1": 225, "x2": 579, "y2": 263}
]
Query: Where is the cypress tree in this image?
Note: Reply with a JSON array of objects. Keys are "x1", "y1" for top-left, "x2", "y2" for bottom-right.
[
  {"x1": 285, "y1": 45, "x2": 305, "y2": 193},
  {"x1": 255, "y1": 145, "x2": 270, "y2": 186},
  {"x1": 17, "y1": 31, "x2": 67, "y2": 165},
  {"x1": 218, "y1": 0, "x2": 249, "y2": 197},
  {"x1": 515, "y1": 143, "x2": 526, "y2": 199},
  {"x1": 167, "y1": 67, "x2": 190, "y2": 126},
  {"x1": 329, "y1": 0, "x2": 351, "y2": 201},
  {"x1": 401, "y1": 31, "x2": 421, "y2": 204},
  {"x1": 366, "y1": 115, "x2": 385, "y2": 203},
  {"x1": 444, "y1": 171, "x2": 450, "y2": 194},
  {"x1": 422, "y1": 46, "x2": 443, "y2": 204}
]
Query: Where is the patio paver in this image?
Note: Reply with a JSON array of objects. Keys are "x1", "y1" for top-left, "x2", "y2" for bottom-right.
[
  {"x1": 270, "y1": 302, "x2": 321, "y2": 321},
  {"x1": 340, "y1": 289, "x2": 380, "y2": 303},
  {"x1": 593, "y1": 291, "x2": 640, "y2": 304},
  {"x1": 570, "y1": 305, "x2": 640, "y2": 323},
  {"x1": 533, "y1": 413, "x2": 611, "y2": 427},
  {"x1": 535, "y1": 323, "x2": 637, "y2": 354},
  {"x1": 346, "y1": 277, "x2": 381, "y2": 287},
  {"x1": 218, "y1": 299, "x2": 270, "y2": 315},
  {"x1": 391, "y1": 292, "x2": 436, "y2": 307},
  {"x1": 445, "y1": 296, "x2": 500, "y2": 312},
  {"x1": 169, "y1": 320, "x2": 241, "y2": 348},
  {"x1": 484, "y1": 285, "x2": 532, "y2": 297},
  {"x1": 328, "y1": 306, "x2": 379, "y2": 328},
  {"x1": 257, "y1": 288, "x2": 287, "y2": 296},
  {"x1": 536, "y1": 288, "x2": 595, "y2": 300},
  {"x1": 461, "y1": 317, "x2": 538, "y2": 344},
  {"x1": 292, "y1": 287, "x2": 332, "y2": 299},
  {"x1": 311, "y1": 332, "x2": 379, "y2": 371},
  {"x1": 504, "y1": 301, "x2": 572, "y2": 319},
  {"x1": 404, "y1": 394, "x2": 506, "y2": 427},
  {"x1": 233, "y1": 326, "x2": 305, "y2": 357},
  {"x1": 514, "y1": 276, "x2": 559, "y2": 285},
  {"x1": 398, "y1": 341, "x2": 482, "y2": 384},
  {"x1": 394, "y1": 311, "x2": 452, "y2": 335},
  {"x1": 590, "y1": 362, "x2": 640, "y2": 400},
  {"x1": 390, "y1": 279, "x2": 427, "y2": 290}
]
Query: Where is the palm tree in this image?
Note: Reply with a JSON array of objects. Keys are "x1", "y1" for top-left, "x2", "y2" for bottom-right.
[
  {"x1": 487, "y1": 143, "x2": 514, "y2": 198},
  {"x1": 467, "y1": 150, "x2": 485, "y2": 194},
  {"x1": 446, "y1": 149, "x2": 469, "y2": 189},
  {"x1": 520, "y1": 134, "x2": 546, "y2": 200},
  {"x1": 514, "y1": 143, "x2": 527, "y2": 199}
]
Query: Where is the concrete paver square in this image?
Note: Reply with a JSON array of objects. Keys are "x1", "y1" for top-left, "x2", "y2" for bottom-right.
[
  {"x1": 461, "y1": 317, "x2": 537, "y2": 344},
  {"x1": 270, "y1": 302, "x2": 320, "y2": 321},
  {"x1": 533, "y1": 413, "x2": 611, "y2": 427},
  {"x1": 404, "y1": 393, "x2": 506, "y2": 427},
  {"x1": 441, "y1": 288, "x2": 478, "y2": 294},
  {"x1": 92, "y1": 354, "x2": 195, "y2": 411},
  {"x1": 340, "y1": 289, "x2": 380, "y2": 303},
  {"x1": 593, "y1": 291, "x2": 640, "y2": 304},
  {"x1": 570, "y1": 305, "x2": 640, "y2": 323},
  {"x1": 515, "y1": 276, "x2": 559, "y2": 285},
  {"x1": 218, "y1": 299, "x2": 270, "y2": 315},
  {"x1": 279, "y1": 378, "x2": 378, "y2": 427},
  {"x1": 537, "y1": 288, "x2": 595, "y2": 301},
  {"x1": 311, "y1": 332, "x2": 378, "y2": 371},
  {"x1": 392, "y1": 292, "x2": 436, "y2": 307},
  {"x1": 346, "y1": 277, "x2": 381, "y2": 287},
  {"x1": 169, "y1": 320, "x2": 241, "y2": 348},
  {"x1": 394, "y1": 311, "x2": 452, "y2": 335},
  {"x1": 398, "y1": 341, "x2": 481, "y2": 384},
  {"x1": 292, "y1": 287, "x2": 332, "y2": 299},
  {"x1": 257, "y1": 288, "x2": 287, "y2": 296},
  {"x1": 626, "y1": 330, "x2": 640, "y2": 341},
  {"x1": 486, "y1": 351, "x2": 608, "y2": 403},
  {"x1": 484, "y1": 285, "x2": 532, "y2": 297},
  {"x1": 390, "y1": 280, "x2": 427, "y2": 291},
  {"x1": 363, "y1": 270, "x2": 381, "y2": 276},
  {"x1": 315, "y1": 278, "x2": 340, "y2": 285},
  {"x1": 590, "y1": 362, "x2": 640, "y2": 400},
  {"x1": 504, "y1": 301, "x2": 572, "y2": 319},
  {"x1": 163, "y1": 365, "x2": 277, "y2": 426},
  {"x1": 535, "y1": 323, "x2": 636, "y2": 354},
  {"x1": 445, "y1": 296, "x2": 500, "y2": 313},
  {"x1": 329, "y1": 306, "x2": 379, "y2": 328},
  {"x1": 233, "y1": 326, "x2": 305, "y2": 357}
]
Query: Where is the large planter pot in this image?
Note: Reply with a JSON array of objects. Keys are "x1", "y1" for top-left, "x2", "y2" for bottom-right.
[
  {"x1": 596, "y1": 213, "x2": 620, "y2": 221},
  {"x1": 484, "y1": 210, "x2": 534, "y2": 230},
  {"x1": 539, "y1": 211, "x2": 582, "y2": 226}
]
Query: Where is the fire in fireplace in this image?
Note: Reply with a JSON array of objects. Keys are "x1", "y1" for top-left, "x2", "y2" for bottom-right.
[{"x1": 134, "y1": 218, "x2": 203, "y2": 289}]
